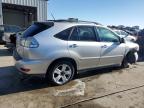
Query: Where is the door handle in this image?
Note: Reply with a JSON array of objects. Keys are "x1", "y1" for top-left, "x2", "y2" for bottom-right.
[
  {"x1": 101, "y1": 45, "x2": 107, "y2": 48},
  {"x1": 69, "y1": 44, "x2": 78, "y2": 48}
]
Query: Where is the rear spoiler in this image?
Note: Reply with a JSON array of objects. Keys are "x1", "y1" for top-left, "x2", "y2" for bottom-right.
[{"x1": 33, "y1": 21, "x2": 54, "y2": 27}]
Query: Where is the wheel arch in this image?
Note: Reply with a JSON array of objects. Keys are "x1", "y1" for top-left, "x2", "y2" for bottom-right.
[
  {"x1": 46, "y1": 57, "x2": 78, "y2": 76},
  {"x1": 125, "y1": 48, "x2": 138, "y2": 64}
]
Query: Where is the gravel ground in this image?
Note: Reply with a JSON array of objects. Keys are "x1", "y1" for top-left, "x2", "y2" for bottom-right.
[{"x1": 0, "y1": 45, "x2": 144, "y2": 108}]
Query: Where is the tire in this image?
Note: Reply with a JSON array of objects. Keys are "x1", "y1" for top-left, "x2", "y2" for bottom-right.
[
  {"x1": 46, "y1": 61, "x2": 75, "y2": 86},
  {"x1": 121, "y1": 51, "x2": 138, "y2": 68},
  {"x1": 127, "y1": 52, "x2": 137, "y2": 64},
  {"x1": 121, "y1": 56, "x2": 129, "y2": 68}
]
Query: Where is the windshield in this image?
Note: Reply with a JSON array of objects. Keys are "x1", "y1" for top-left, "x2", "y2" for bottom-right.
[
  {"x1": 115, "y1": 30, "x2": 129, "y2": 38},
  {"x1": 121, "y1": 31, "x2": 129, "y2": 37},
  {"x1": 115, "y1": 31, "x2": 121, "y2": 35}
]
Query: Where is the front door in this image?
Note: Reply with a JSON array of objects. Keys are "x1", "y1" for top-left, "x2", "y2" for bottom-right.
[{"x1": 96, "y1": 26, "x2": 126, "y2": 66}]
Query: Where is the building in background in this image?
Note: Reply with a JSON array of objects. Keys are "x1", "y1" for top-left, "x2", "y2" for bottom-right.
[{"x1": 0, "y1": 0, "x2": 48, "y2": 28}]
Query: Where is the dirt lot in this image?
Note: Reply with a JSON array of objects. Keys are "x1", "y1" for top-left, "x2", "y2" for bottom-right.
[{"x1": 0, "y1": 45, "x2": 144, "y2": 108}]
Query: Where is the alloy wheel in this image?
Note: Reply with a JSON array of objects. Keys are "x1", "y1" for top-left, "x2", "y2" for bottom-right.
[{"x1": 52, "y1": 64, "x2": 72, "y2": 85}]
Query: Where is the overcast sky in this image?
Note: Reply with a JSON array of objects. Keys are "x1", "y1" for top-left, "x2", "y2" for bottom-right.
[{"x1": 48, "y1": 0, "x2": 144, "y2": 28}]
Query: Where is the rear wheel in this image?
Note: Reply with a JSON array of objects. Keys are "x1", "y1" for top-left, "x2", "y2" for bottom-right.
[{"x1": 46, "y1": 61, "x2": 75, "y2": 85}]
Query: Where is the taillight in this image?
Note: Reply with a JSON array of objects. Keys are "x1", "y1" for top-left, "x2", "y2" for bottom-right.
[{"x1": 20, "y1": 37, "x2": 39, "y2": 48}]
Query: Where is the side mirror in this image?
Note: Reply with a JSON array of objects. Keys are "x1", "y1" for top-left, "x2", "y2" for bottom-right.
[{"x1": 120, "y1": 38, "x2": 125, "y2": 43}]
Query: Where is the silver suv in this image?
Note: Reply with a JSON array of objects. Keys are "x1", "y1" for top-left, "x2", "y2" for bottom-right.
[{"x1": 13, "y1": 19, "x2": 139, "y2": 85}]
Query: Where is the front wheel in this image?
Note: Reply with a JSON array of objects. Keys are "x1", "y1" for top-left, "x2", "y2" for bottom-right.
[
  {"x1": 121, "y1": 52, "x2": 138, "y2": 68},
  {"x1": 46, "y1": 61, "x2": 75, "y2": 86},
  {"x1": 121, "y1": 56, "x2": 129, "y2": 68}
]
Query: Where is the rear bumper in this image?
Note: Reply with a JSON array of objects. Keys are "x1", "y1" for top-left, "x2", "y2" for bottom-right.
[
  {"x1": 15, "y1": 60, "x2": 49, "y2": 75},
  {"x1": 13, "y1": 50, "x2": 50, "y2": 75}
]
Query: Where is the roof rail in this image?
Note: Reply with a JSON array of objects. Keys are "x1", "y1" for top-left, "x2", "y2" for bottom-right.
[
  {"x1": 78, "y1": 20, "x2": 102, "y2": 25},
  {"x1": 46, "y1": 18, "x2": 101, "y2": 25},
  {"x1": 47, "y1": 18, "x2": 78, "y2": 22}
]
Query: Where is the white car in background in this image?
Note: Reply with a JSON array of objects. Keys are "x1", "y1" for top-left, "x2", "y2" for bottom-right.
[
  {"x1": 2, "y1": 25, "x2": 22, "y2": 43},
  {"x1": 113, "y1": 30, "x2": 137, "y2": 42}
]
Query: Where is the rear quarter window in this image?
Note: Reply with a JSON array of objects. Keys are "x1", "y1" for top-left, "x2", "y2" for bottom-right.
[{"x1": 54, "y1": 27, "x2": 73, "y2": 41}]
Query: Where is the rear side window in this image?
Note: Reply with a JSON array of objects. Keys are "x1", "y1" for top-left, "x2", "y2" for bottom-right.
[
  {"x1": 23, "y1": 22, "x2": 54, "y2": 38},
  {"x1": 54, "y1": 27, "x2": 73, "y2": 40},
  {"x1": 69, "y1": 26, "x2": 97, "y2": 41},
  {"x1": 69, "y1": 27, "x2": 79, "y2": 41},
  {"x1": 78, "y1": 26, "x2": 96, "y2": 41}
]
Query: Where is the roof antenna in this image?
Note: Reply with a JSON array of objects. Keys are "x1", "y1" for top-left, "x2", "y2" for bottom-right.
[{"x1": 51, "y1": 12, "x2": 55, "y2": 21}]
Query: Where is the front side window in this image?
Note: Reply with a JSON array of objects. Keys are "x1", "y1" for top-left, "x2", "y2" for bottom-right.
[
  {"x1": 97, "y1": 27, "x2": 120, "y2": 43},
  {"x1": 69, "y1": 26, "x2": 97, "y2": 41}
]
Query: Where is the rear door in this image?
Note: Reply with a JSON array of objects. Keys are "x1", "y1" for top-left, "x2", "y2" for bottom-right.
[
  {"x1": 68, "y1": 26, "x2": 101, "y2": 70},
  {"x1": 96, "y1": 26, "x2": 126, "y2": 66}
]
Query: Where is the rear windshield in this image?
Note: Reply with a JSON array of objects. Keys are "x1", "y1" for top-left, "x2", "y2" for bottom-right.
[{"x1": 23, "y1": 22, "x2": 54, "y2": 38}]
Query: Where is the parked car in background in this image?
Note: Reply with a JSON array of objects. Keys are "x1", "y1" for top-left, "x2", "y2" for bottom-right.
[
  {"x1": 0, "y1": 25, "x2": 5, "y2": 44},
  {"x1": 2, "y1": 25, "x2": 22, "y2": 49},
  {"x1": 2, "y1": 25, "x2": 22, "y2": 43},
  {"x1": 113, "y1": 29, "x2": 137, "y2": 42},
  {"x1": 13, "y1": 19, "x2": 139, "y2": 85}
]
